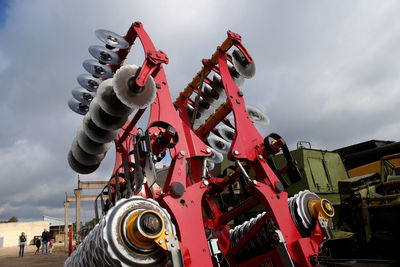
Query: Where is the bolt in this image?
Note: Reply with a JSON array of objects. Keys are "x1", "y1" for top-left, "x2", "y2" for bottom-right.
[
  {"x1": 171, "y1": 243, "x2": 175, "y2": 247},
  {"x1": 206, "y1": 148, "x2": 211, "y2": 154},
  {"x1": 258, "y1": 154, "x2": 264, "y2": 160},
  {"x1": 234, "y1": 150, "x2": 239, "y2": 155},
  {"x1": 165, "y1": 238, "x2": 169, "y2": 243},
  {"x1": 165, "y1": 231, "x2": 169, "y2": 235},
  {"x1": 253, "y1": 180, "x2": 258, "y2": 185},
  {"x1": 236, "y1": 99, "x2": 241, "y2": 104},
  {"x1": 180, "y1": 150, "x2": 185, "y2": 156},
  {"x1": 153, "y1": 132, "x2": 158, "y2": 136},
  {"x1": 159, "y1": 240, "x2": 163, "y2": 244},
  {"x1": 203, "y1": 180, "x2": 209, "y2": 186}
]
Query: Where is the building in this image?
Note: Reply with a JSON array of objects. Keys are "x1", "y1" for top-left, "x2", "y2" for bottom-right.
[
  {"x1": 0, "y1": 221, "x2": 50, "y2": 248},
  {"x1": 43, "y1": 215, "x2": 72, "y2": 243}
]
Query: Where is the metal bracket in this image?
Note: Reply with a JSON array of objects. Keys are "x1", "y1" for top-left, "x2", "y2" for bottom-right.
[
  {"x1": 273, "y1": 229, "x2": 295, "y2": 267},
  {"x1": 165, "y1": 236, "x2": 184, "y2": 267}
]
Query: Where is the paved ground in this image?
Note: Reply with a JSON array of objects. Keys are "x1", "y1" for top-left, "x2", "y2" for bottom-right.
[{"x1": 0, "y1": 244, "x2": 68, "y2": 267}]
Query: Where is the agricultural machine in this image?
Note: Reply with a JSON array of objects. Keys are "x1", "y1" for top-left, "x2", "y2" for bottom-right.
[{"x1": 66, "y1": 21, "x2": 334, "y2": 266}]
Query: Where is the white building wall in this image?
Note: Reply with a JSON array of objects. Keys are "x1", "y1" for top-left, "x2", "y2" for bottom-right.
[{"x1": 0, "y1": 221, "x2": 50, "y2": 247}]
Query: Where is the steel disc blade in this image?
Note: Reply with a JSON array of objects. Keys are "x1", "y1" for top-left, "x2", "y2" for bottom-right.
[
  {"x1": 246, "y1": 104, "x2": 270, "y2": 126},
  {"x1": 95, "y1": 29, "x2": 129, "y2": 49},
  {"x1": 295, "y1": 190, "x2": 320, "y2": 230},
  {"x1": 206, "y1": 160, "x2": 215, "y2": 171},
  {"x1": 209, "y1": 148, "x2": 223, "y2": 164},
  {"x1": 68, "y1": 98, "x2": 89, "y2": 115},
  {"x1": 88, "y1": 45, "x2": 121, "y2": 65},
  {"x1": 227, "y1": 61, "x2": 245, "y2": 87},
  {"x1": 72, "y1": 87, "x2": 96, "y2": 106},
  {"x1": 203, "y1": 84, "x2": 220, "y2": 103},
  {"x1": 232, "y1": 49, "x2": 256, "y2": 79},
  {"x1": 219, "y1": 124, "x2": 235, "y2": 142},
  {"x1": 77, "y1": 74, "x2": 102, "y2": 92},
  {"x1": 83, "y1": 59, "x2": 113, "y2": 79},
  {"x1": 208, "y1": 135, "x2": 231, "y2": 154}
]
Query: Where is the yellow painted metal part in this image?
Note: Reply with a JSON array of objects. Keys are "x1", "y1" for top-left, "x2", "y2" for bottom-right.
[
  {"x1": 310, "y1": 199, "x2": 334, "y2": 219},
  {"x1": 125, "y1": 210, "x2": 173, "y2": 251},
  {"x1": 310, "y1": 199, "x2": 334, "y2": 227},
  {"x1": 173, "y1": 37, "x2": 233, "y2": 108},
  {"x1": 347, "y1": 158, "x2": 400, "y2": 178}
]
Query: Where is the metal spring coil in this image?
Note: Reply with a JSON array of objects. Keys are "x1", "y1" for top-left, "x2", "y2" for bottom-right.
[
  {"x1": 229, "y1": 211, "x2": 273, "y2": 261},
  {"x1": 64, "y1": 196, "x2": 175, "y2": 267},
  {"x1": 64, "y1": 217, "x2": 117, "y2": 267}
]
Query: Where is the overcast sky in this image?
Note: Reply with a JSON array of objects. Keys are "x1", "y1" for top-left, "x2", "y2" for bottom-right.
[{"x1": 0, "y1": 0, "x2": 399, "y2": 223}]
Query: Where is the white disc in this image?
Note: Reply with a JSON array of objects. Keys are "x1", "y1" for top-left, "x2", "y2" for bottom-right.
[
  {"x1": 232, "y1": 49, "x2": 256, "y2": 79},
  {"x1": 113, "y1": 65, "x2": 156, "y2": 109},
  {"x1": 208, "y1": 135, "x2": 231, "y2": 154},
  {"x1": 206, "y1": 160, "x2": 215, "y2": 171},
  {"x1": 70, "y1": 138, "x2": 106, "y2": 166},
  {"x1": 96, "y1": 78, "x2": 134, "y2": 117},
  {"x1": 77, "y1": 127, "x2": 112, "y2": 155},
  {"x1": 82, "y1": 113, "x2": 119, "y2": 143},
  {"x1": 227, "y1": 61, "x2": 245, "y2": 87},
  {"x1": 89, "y1": 98, "x2": 128, "y2": 131},
  {"x1": 209, "y1": 147, "x2": 223, "y2": 164},
  {"x1": 219, "y1": 124, "x2": 235, "y2": 142},
  {"x1": 246, "y1": 104, "x2": 270, "y2": 126}
]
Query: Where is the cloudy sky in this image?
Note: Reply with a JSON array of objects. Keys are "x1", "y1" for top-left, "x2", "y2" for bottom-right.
[{"x1": 0, "y1": 0, "x2": 400, "y2": 223}]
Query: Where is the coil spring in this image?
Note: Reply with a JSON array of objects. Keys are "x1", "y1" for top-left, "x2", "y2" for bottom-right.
[
  {"x1": 229, "y1": 212, "x2": 274, "y2": 262},
  {"x1": 64, "y1": 218, "x2": 116, "y2": 267},
  {"x1": 64, "y1": 196, "x2": 175, "y2": 267}
]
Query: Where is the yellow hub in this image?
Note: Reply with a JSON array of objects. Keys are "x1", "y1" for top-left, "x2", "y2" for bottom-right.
[{"x1": 125, "y1": 210, "x2": 172, "y2": 251}]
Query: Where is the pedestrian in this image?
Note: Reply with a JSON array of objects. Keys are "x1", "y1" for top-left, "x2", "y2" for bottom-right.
[
  {"x1": 49, "y1": 240, "x2": 54, "y2": 253},
  {"x1": 18, "y1": 232, "x2": 26, "y2": 257},
  {"x1": 41, "y1": 228, "x2": 50, "y2": 254},
  {"x1": 35, "y1": 237, "x2": 41, "y2": 255}
]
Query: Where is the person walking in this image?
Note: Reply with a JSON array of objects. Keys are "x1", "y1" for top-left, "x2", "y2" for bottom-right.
[
  {"x1": 41, "y1": 228, "x2": 50, "y2": 254},
  {"x1": 49, "y1": 240, "x2": 54, "y2": 253},
  {"x1": 34, "y1": 237, "x2": 41, "y2": 255},
  {"x1": 18, "y1": 232, "x2": 26, "y2": 257}
]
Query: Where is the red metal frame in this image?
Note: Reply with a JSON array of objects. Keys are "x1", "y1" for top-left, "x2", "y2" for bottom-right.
[{"x1": 103, "y1": 22, "x2": 326, "y2": 266}]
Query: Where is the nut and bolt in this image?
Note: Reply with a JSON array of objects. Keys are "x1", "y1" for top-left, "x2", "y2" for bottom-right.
[
  {"x1": 234, "y1": 150, "x2": 239, "y2": 155},
  {"x1": 165, "y1": 231, "x2": 169, "y2": 235},
  {"x1": 252, "y1": 180, "x2": 258, "y2": 185},
  {"x1": 171, "y1": 243, "x2": 175, "y2": 247},
  {"x1": 203, "y1": 180, "x2": 209, "y2": 186},
  {"x1": 206, "y1": 148, "x2": 211, "y2": 154},
  {"x1": 258, "y1": 154, "x2": 264, "y2": 160},
  {"x1": 159, "y1": 240, "x2": 163, "y2": 244},
  {"x1": 179, "y1": 150, "x2": 185, "y2": 156}
]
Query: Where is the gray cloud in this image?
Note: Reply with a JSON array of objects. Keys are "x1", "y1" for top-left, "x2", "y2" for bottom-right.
[{"x1": 1, "y1": 0, "x2": 400, "y2": 223}]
